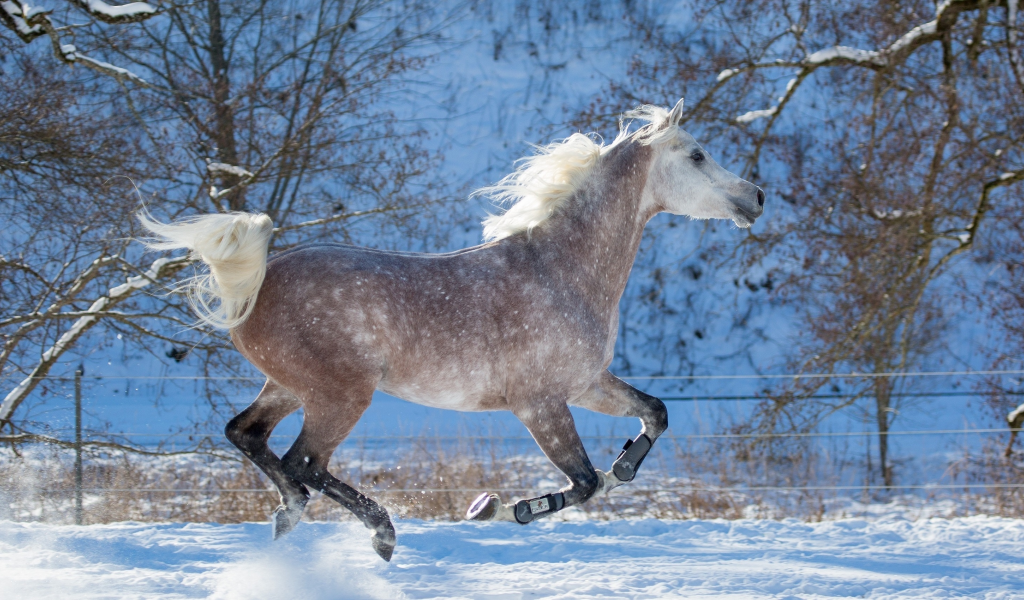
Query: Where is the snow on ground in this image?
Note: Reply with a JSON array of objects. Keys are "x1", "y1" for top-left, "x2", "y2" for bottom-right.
[{"x1": 2, "y1": 517, "x2": 1022, "y2": 599}]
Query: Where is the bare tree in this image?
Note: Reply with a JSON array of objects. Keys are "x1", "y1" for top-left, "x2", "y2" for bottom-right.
[
  {"x1": 1, "y1": 0, "x2": 159, "y2": 81},
  {"x1": 580, "y1": 0, "x2": 1024, "y2": 485},
  {"x1": 1, "y1": 0, "x2": 456, "y2": 433}
]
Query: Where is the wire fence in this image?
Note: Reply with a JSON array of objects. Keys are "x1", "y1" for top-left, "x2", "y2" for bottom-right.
[
  {"x1": 5, "y1": 371, "x2": 1024, "y2": 523},
  {"x1": 40, "y1": 483, "x2": 1024, "y2": 494},
  {"x1": 8, "y1": 428, "x2": 1023, "y2": 496},
  {"x1": 27, "y1": 428, "x2": 1022, "y2": 440}
]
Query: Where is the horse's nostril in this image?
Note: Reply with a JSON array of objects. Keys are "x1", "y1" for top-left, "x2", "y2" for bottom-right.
[{"x1": 756, "y1": 189, "x2": 765, "y2": 208}]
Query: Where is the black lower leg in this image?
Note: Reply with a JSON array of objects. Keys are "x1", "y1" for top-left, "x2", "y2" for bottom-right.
[
  {"x1": 225, "y1": 398, "x2": 309, "y2": 538},
  {"x1": 226, "y1": 415, "x2": 309, "y2": 499},
  {"x1": 282, "y1": 450, "x2": 396, "y2": 561}
]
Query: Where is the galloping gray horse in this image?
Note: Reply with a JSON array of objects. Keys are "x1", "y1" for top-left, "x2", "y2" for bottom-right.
[{"x1": 140, "y1": 100, "x2": 765, "y2": 561}]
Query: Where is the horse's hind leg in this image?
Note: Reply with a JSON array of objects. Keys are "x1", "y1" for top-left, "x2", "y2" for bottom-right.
[
  {"x1": 569, "y1": 370, "x2": 668, "y2": 493},
  {"x1": 468, "y1": 401, "x2": 600, "y2": 524},
  {"x1": 225, "y1": 380, "x2": 310, "y2": 538},
  {"x1": 279, "y1": 385, "x2": 397, "y2": 561}
]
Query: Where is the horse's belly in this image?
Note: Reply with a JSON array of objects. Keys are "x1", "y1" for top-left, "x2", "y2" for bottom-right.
[{"x1": 377, "y1": 378, "x2": 505, "y2": 412}]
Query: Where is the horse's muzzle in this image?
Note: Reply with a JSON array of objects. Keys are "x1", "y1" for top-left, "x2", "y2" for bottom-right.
[{"x1": 730, "y1": 186, "x2": 765, "y2": 228}]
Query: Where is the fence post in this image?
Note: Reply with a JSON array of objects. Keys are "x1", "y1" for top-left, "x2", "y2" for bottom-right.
[{"x1": 74, "y1": 364, "x2": 84, "y2": 525}]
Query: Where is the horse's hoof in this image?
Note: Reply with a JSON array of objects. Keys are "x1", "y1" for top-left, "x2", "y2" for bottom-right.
[
  {"x1": 467, "y1": 493, "x2": 500, "y2": 521},
  {"x1": 371, "y1": 534, "x2": 396, "y2": 561},
  {"x1": 467, "y1": 493, "x2": 517, "y2": 522},
  {"x1": 371, "y1": 521, "x2": 397, "y2": 562},
  {"x1": 271, "y1": 504, "x2": 302, "y2": 539}
]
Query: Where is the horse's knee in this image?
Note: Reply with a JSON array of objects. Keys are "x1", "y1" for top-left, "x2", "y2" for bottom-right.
[
  {"x1": 280, "y1": 449, "x2": 314, "y2": 483},
  {"x1": 644, "y1": 396, "x2": 668, "y2": 439},
  {"x1": 282, "y1": 448, "x2": 338, "y2": 491},
  {"x1": 571, "y1": 469, "x2": 601, "y2": 504},
  {"x1": 225, "y1": 413, "x2": 262, "y2": 456}
]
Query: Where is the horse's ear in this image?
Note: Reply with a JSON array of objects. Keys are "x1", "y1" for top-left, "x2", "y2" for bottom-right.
[{"x1": 668, "y1": 98, "x2": 685, "y2": 125}]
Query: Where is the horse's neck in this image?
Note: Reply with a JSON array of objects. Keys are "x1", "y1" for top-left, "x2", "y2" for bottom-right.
[{"x1": 540, "y1": 144, "x2": 653, "y2": 310}]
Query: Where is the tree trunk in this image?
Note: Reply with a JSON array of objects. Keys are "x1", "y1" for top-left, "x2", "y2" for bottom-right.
[
  {"x1": 874, "y1": 376, "x2": 894, "y2": 488},
  {"x1": 206, "y1": 0, "x2": 244, "y2": 211}
]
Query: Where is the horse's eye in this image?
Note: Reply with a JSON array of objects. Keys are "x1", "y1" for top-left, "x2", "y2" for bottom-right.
[{"x1": 690, "y1": 150, "x2": 704, "y2": 163}]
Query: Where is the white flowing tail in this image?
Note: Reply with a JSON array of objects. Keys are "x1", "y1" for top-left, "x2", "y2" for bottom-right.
[{"x1": 138, "y1": 211, "x2": 274, "y2": 329}]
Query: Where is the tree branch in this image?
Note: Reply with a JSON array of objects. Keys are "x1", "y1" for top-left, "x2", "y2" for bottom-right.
[
  {"x1": 0, "y1": 255, "x2": 191, "y2": 426},
  {"x1": 0, "y1": 431, "x2": 235, "y2": 458},
  {"x1": 0, "y1": 0, "x2": 155, "y2": 85}
]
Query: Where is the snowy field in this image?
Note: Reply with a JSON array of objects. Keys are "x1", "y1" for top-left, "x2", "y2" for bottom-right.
[{"x1": 2, "y1": 517, "x2": 1023, "y2": 599}]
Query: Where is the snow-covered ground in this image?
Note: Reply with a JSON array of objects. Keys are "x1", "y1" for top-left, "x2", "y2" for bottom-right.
[{"x1": 3, "y1": 517, "x2": 1023, "y2": 599}]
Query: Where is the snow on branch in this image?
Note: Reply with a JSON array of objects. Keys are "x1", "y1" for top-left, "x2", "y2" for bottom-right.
[
  {"x1": 804, "y1": 46, "x2": 884, "y2": 67},
  {"x1": 725, "y1": 0, "x2": 980, "y2": 124},
  {"x1": 871, "y1": 208, "x2": 924, "y2": 220},
  {"x1": 932, "y1": 166, "x2": 1024, "y2": 272},
  {"x1": 735, "y1": 107, "x2": 776, "y2": 124},
  {"x1": 68, "y1": 0, "x2": 157, "y2": 23},
  {"x1": 0, "y1": 255, "x2": 190, "y2": 425},
  {"x1": 798, "y1": 0, "x2": 975, "y2": 69},
  {"x1": 1, "y1": 0, "x2": 157, "y2": 84},
  {"x1": 207, "y1": 162, "x2": 254, "y2": 179},
  {"x1": 735, "y1": 77, "x2": 800, "y2": 124},
  {"x1": 0, "y1": 0, "x2": 46, "y2": 41},
  {"x1": 59, "y1": 44, "x2": 149, "y2": 85}
]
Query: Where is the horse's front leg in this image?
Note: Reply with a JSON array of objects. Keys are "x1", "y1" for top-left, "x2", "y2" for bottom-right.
[
  {"x1": 568, "y1": 370, "x2": 668, "y2": 494},
  {"x1": 467, "y1": 400, "x2": 600, "y2": 524}
]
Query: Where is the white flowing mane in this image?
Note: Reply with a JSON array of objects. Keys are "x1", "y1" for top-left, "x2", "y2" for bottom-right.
[{"x1": 478, "y1": 104, "x2": 681, "y2": 242}]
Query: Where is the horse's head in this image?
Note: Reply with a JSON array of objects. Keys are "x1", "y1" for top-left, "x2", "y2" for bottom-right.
[{"x1": 642, "y1": 99, "x2": 765, "y2": 228}]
